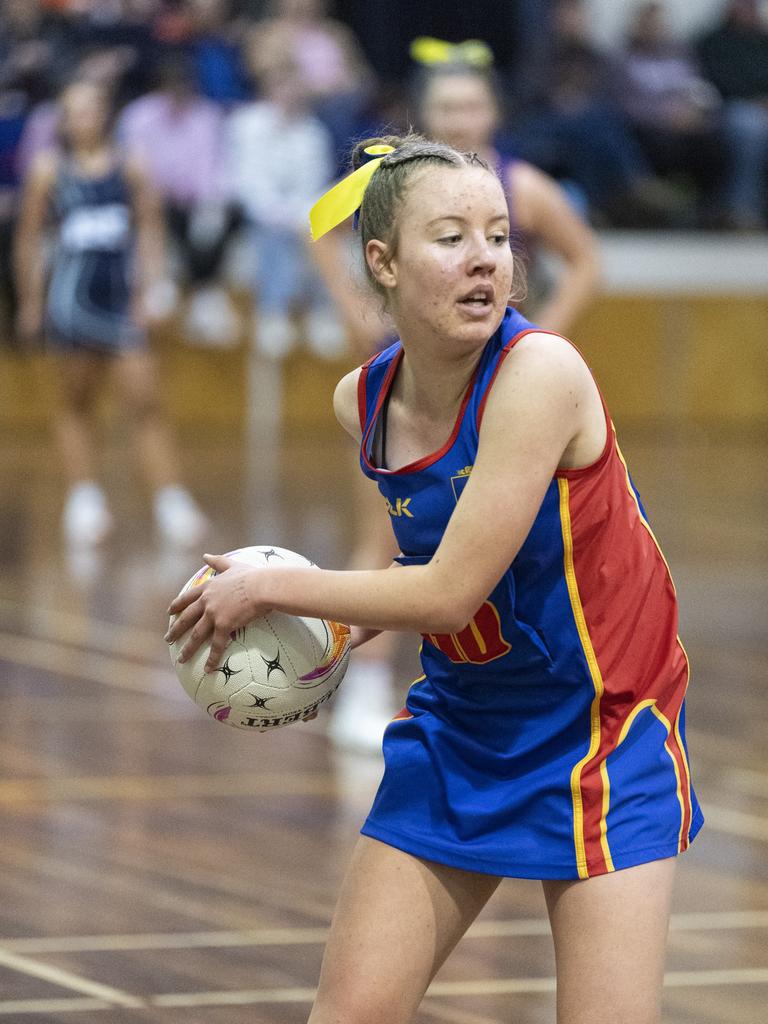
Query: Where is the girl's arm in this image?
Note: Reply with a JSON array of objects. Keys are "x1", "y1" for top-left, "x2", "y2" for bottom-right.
[
  {"x1": 510, "y1": 161, "x2": 602, "y2": 335},
  {"x1": 14, "y1": 151, "x2": 56, "y2": 339},
  {"x1": 124, "y1": 157, "x2": 166, "y2": 321},
  {"x1": 167, "y1": 334, "x2": 603, "y2": 671},
  {"x1": 309, "y1": 225, "x2": 393, "y2": 358}
]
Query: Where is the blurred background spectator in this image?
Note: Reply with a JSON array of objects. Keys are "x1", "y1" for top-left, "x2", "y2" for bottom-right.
[
  {"x1": 226, "y1": 48, "x2": 342, "y2": 358},
  {"x1": 619, "y1": 1, "x2": 726, "y2": 228},
  {"x1": 0, "y1": 0, "x2": 71, "y2": 344},
  {"x1": 118, "y1": 54, "x2": 241, "y2": 345},
  {"x1": 0, "y1": 0, "x2": 766, "y2": 362},
  {"x1": 510, "y1": 0, "x2": 694, "y2": 227},
  {"x1": 696, "y1": 0, "x2": 768, "y2": 230},
  {"x1": 247, "y1": 0, "x2": 374, "y2": 171}
]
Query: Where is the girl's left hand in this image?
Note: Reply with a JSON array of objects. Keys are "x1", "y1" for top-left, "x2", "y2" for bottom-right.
[{"x1": 165, "y1": 554, "x2": 268, "y2": 672}]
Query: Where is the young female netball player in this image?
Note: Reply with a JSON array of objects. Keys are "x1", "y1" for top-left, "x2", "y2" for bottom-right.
[
  {"x1": 15, "y1": 80, "x2": 208, "y2": 547},
  {"x1": 167, "y1": 134, "x2": 703, "y2": 1023},
  {"x1": 313, "y1": 44, "x2": 603, "y2": 751}
]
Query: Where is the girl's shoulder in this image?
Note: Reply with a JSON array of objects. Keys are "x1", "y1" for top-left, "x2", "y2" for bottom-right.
[
  {"x1": 333, "y1": 365, "x2": 363, "y2": 441},
  {"x1": 334, "y1": 340, "x2": 402, "y2": 441}
]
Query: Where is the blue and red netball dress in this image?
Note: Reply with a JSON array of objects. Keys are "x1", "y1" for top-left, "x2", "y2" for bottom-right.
[{"x1": 357, "y1": 306, "x2": 703, "y2": 880}]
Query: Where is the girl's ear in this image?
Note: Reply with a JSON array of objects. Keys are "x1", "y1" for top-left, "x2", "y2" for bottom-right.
[{"x1": 365, "y1": 238, "x2": 397, "y2": 291}]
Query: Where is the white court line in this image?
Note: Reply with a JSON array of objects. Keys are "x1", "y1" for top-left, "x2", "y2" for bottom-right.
[
  {"x1": 153, "y1": 986, "x2": 317, "y2": 1007},
  {"x1": 0, "y1": 950, "x2": 145, "y2": 1008},
  {"x1": 0, "y1": 771, "x2": 335, "y2": 805},
  {"x1": 0, "y1": 598, "x2": 160, "y2": 663},
  {"x1": 0, "y1": 631, "x2": 178, "y2": 697},
  {"x1": 0, "y1": 926, "x2": 330, "y2": 954},
  {"x1": 150, "y1": 968, "x2": 768, "y2": 1008},
  {"x1": 0, "y1": 998, "x2": 110, "y2": 1016},
  {"x1": 665, "y1": 968, "x2": 768, "y2": 988},
  {"x1": 722, "y1": 767, "x2": 768, "y2": 798},
  {"x1": 702, "y1": 804, "x2": 768, "y2": 843},
  {"x1": 420, "y1": 1000, "x2": 503, "y2": 1024},
  {"x1": 1, "y1": 967, "x2": 767, "y2": 1016},
  {"x1": 2, "y1": 910, "x2": 767, "y2": 955}
]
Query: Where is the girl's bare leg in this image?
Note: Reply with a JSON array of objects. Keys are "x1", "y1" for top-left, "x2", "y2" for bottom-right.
[
  {"x1": 52, "y1": 350, "x2": 109, "y2": 485},
  {"x1": 112, "y1": 349, "x2": 176, "y2": 491},
  {"x1": 308, "y1": 836, "x2": 501, "y2": 1024},
  {"x1": 113, "y1": 349, "x2": 208, "y2": 544},
  {"x1": 543, "y1": 857, "x2": 676, "y2": 1024}
]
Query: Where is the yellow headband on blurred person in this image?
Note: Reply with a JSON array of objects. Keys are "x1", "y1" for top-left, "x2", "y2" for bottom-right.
[
  {"x1": 410, "y1": 37, "x2": 494, "y2": 69},
  {"x1": 309, "y1": 145, "x2": 395, "y2": 241}
]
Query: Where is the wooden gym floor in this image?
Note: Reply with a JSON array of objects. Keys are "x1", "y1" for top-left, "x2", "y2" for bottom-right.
[{"x1": 0, "y1": 343, "x2": 766, "y2": 1023}]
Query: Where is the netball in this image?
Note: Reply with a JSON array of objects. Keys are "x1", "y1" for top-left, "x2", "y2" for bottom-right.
[{"x1": 169, "y1": 546, "x2": 351, "y2": 730}]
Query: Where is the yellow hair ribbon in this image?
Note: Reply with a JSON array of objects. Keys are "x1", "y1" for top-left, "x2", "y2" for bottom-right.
[
  {"x1": 410, "y1": 37, "x2": 494, "y2": 69},
  {"x1": 309, "y1": 145, "x2": 395, "y2": 241}
]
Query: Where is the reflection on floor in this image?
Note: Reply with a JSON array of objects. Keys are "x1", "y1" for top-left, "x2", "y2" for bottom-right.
[{"x1": 0, "y1": 418, "x2": 766, "y2": 1023}]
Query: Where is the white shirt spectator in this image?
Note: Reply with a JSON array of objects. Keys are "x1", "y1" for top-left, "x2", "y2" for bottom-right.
[{"x1": 225, "y1": 100, "x2": 333, "y2": 231}]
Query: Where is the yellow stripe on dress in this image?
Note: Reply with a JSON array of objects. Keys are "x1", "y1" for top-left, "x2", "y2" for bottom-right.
[
  {"x1": 558, "y1": 478, "x2": 614, "y2": 878},
  {"x1": 614, "y1": 426, "x2": 692, "y2": 846},
  {"x1": 615, "y1": 699, "x2": 687, "y2": 852}
]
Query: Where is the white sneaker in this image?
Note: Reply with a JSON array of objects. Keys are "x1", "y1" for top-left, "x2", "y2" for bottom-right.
[
  {"x1": 255, "y1": 312, "x2": 296, "y2": 360},
  {"x1": 185, "y1": 286, "x2": 240, "y2": 349},
  {"x1": 305, "y1": 307, "x2": 346, "y2": 359},
  {"x1": 327, "y1": 660, "x2": 397, "y2": 755},
  {"x1": 142, "y1": 278, "x2": 179, "y2": 321},
  {"x1": 154, "y1": 486, "x2": 209, "y2": 548},
  {"x1": 63, "y1": 482, "x2": 113, "y2": 546}
]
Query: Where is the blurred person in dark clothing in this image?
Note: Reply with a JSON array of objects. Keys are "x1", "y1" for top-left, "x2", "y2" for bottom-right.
[
  {"x1": 0, "y1": 0, "x2": 73, "y2": 344},
  {"x1": 248, "y1": 0, "x2": 375, "y2": 170},
  {"x1": 15, "y1": 79, "x2": 209, "y2": 547},
  {"x1": 118, "y1": 55, "x2": 241, "y2": 344},
  {"x1": 697, "y1": 0, "x2": 768, "y2": 229},
  {"x1": 512, "y1": 0, "x2": 692, "y2": 227},
  {"x1": 619, "y1": 1, "x2": 726, "y2": 227},
  {"x1": 186, "y1": 0, "x2": 252, "y2": 104},
  {"x1": 40, "y1": 0, "x2": 161, "y2": 106}
]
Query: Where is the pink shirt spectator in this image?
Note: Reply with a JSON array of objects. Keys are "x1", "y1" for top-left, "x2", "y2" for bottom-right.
[
  {"x1": 293, "y1": 28, "x2": 355, "y2": 94},
  {"x1": 118, "y1": 92, "x2": 224, "y2": 204},
  {"x1": 16, "y1": 102, "x2": 58, "y2": 180}
]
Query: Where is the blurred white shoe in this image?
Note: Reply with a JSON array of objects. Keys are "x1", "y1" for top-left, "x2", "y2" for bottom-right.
[
  {"x1": 63, "y1": 482, "x2": 112, "y2": 546},
  {"x1": 143, "y1": 278, "x2": 179, "y2": 321},
  {"x1": 255, "y1": 312, "x2": 296, "y2": 360},
  {"x1": 327, "y1": 660, "x2": 396, "y2": 755},
  {"x1": 185, "y1": 286, "x2": 240, "y2": 349},
  {"x1": 306, "y1": 307, "x2": 347, "y2": 359},
  {"x1": 154, "y1": 486, "x2": 209, "y2": 548}
]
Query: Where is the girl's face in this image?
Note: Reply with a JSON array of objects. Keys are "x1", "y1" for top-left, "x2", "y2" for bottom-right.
[
  {"x1": 59, "y1": 83, "x2": 110, "y2": 148},
  {"x1": 420, "y1": 73, "x2": 498, "y2": 154},
  {"x1": 367, "y1": 165, "x2": 513, "y2": 354}
]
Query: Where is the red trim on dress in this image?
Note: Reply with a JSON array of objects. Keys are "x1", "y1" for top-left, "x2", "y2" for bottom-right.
[
  {"x1": 356, "y1": 352, "x2": 379, "y2": 433},
  {"x1": 475, "y1": 328, "x2": 615, "y2": 479},
  {"x1": 565, "y1": 453, "x2": 692, "y2": 874},
  {"x1": 475, "y1": 327, "x2": 543, "y2": 431},
  {"x1": 361, "y1": 348, "x2": 482, "y2": 477}
]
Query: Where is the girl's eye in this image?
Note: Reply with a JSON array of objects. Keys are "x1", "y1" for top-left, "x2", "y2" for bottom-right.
[
  {"x1": 438, "y1": 234, "x2": 461, "y2": 245},
  {"x1": 491, "y1": 233, "x2": 509, "y2": 245}
]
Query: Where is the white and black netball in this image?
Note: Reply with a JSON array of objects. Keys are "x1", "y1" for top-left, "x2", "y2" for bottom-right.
[{"x1": 169, "y1": 546, "x2": 351, "y2": 730}]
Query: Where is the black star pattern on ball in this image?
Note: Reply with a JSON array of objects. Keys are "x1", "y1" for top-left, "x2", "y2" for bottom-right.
[
  {"x1": 216, "y1": 657, "x2": 243, "y2": 684},
  {"x1": 261, "y1": 548, "x2": 283, "y2": 562},
  {"x1": 262, "y1": 650, "x2": 286, "y2": 679},
  {"x1": 247, "y1": 693, "x2": 276, "y2": 709}
]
